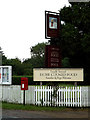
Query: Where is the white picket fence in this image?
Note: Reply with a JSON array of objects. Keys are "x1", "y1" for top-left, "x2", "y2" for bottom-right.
[
  {"x1": 0, "y1": 85, "x2": 89, "y2": 107},
  {"x1": 34, "y1": 86, "x2": 89, "y2": 107}
]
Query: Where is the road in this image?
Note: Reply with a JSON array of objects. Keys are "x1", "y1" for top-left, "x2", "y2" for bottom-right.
[{"x1": 0, "y1": 109, "x2": 89, "y2": 120}]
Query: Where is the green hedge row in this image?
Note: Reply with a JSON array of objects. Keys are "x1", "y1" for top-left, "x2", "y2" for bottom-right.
[
  {"x1": 12, "y1": 76, "x2": 57, "y2": 85},
  {"x1": 12, "y1": 76, "x2": 40, "y2": 85}
]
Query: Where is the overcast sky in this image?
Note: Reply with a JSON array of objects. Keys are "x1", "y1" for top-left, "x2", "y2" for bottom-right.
[{"x1": 0, "y1": 0, "x2": 70, "y2": 61}]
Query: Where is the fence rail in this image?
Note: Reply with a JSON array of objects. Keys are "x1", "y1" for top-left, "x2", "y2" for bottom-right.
[{"x1": 0, "y1": 85, "x2": 89, "y2": 107}]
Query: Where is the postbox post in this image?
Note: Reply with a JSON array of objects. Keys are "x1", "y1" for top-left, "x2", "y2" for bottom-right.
[{"x1": 23, "y1": 90, "x2": 25, "y2": 106}]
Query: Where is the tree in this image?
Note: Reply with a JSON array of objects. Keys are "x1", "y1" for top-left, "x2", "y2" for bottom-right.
[
  {"x1": 31, "y1": 42, "x2": 46, "y2": 58},
  {"x1": 22, "y1": 60, "x2": 33, "y2": 75},
  {"x1": 2, "y1": 57, "x2": 24, "y2": 75},
  {"x1": 30, "y1": 42, "x2": 46, "y2": 68},
  {"x1": 59, "y1": 2, "x2": 90, "y2": 84},
  {"x1": 1, "y1": 42, "x2": 46, "y2": 76}
]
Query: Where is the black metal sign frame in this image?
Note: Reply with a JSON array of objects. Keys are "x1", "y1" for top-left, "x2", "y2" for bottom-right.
[{"x1": 45, "y1": 10, "x2": 60, "y2": 39}]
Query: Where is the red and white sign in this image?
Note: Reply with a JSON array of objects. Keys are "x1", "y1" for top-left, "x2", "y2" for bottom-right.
[
  {"x1": 21, "y1": 78, "x2": 28, "y2": 90},
  {"x1": 45, "y1": 45, "x2": 62, "y2": 68}
]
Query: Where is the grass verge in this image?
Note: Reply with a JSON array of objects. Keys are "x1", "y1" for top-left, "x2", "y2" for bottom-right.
[
  {"x1": 2, "y1": 102, "x2": 66, "y2": 111},
  {"x1": 2, "y1": 102, "x2": 88, "y2": 112}
]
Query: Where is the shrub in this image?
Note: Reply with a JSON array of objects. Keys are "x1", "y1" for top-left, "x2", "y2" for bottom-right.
[{"x1": 12, "y1": 76, "x2": 40, "y2": 85}]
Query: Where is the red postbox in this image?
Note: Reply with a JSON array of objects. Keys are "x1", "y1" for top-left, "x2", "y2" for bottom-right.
[{"x1": 21, "y1": 77, "x2": 28, "y2": 90}]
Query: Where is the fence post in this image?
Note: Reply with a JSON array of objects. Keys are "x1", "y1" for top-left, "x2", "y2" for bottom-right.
[
  {"x1": 50, "y1": 86, "x2": 52, "y2": 106},
  {"x1": 75, "y1": 86, "x2": 77, "y2": 107},
  {"x1": 86, "y1": 87, "x2": 88, "y2": 107},
  {"x1": 78, "y1": 87, "x2": 79, "y2": 107},
  {"x1": 88, "y1": 87, "x2": 90, "y2": 107},
  {"x1": 40, "y1": 82, "x2": 42, "y2": 86},
  {"x1": 80, "y1": 86, "x2": 82, "y2": 107},
  {"x1": 48, "y1": 86, "x2": 49, "y2": 106},
  {"x1": 33, "y1": 86, "x2": 35, "y2": 105},
  {"x1": 73, "y1": 86, "x2": 74, "y2": 107},
  {"x1": 45, "y1": 86, "x2": 47, "y2": 106},
  {"x1": 66, "y1": 87, "x2": 67, "y2": 106}
]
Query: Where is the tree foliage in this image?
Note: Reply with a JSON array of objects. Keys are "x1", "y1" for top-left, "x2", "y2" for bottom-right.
[
  {"x1": 31, "y1": 43, "x2": 46, "y2": 58},
  {"x1": 29, "y1": 42, "x2": 46, "y2": 68},
  {"x1": 2, "y1": 42, "x2": 46, "y2": 76},
  {"x1": 60, "y1": 2, "x2": 90, "y2": 84}
]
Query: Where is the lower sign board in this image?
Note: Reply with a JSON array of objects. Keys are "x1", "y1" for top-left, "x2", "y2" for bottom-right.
[{"x1": 33, "y1": 68, "x2": 84, "y2": 81}]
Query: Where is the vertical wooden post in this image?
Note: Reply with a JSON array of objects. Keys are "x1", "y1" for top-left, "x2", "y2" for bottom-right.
[
  {"x1": 40, "y1": 82, "x2": 42, "y2": 86},
  {"x1": 74, "y1": 82, "x2": 77, "y2": 107},
  {"x1": 23, "y1": 90, "x2": 25, "y2": 106},
  {"x1": 74, "y1": 82, "x2": 77, "y2": 87}
]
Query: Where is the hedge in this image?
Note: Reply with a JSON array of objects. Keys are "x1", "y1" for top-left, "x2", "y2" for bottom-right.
[{"x1": 12, "y1": 76, "x2": 40, "y2": 85}]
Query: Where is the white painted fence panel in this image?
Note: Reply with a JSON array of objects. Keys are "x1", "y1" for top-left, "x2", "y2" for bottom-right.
[
  {"x1": 34, "y1": 86, "x2": 89, "y2": 107},
  {"x1": 81, "y1": 87, "x2": 88, "y2": 107},
  {"x1": 2, "y1": 85, "x2": 23, "y2": 104},
  {"x1": 0, "y1": 85, "x2": 35, "y2": 104},
  {"x1": 0, "y1": 85, "x2": 89, "y2": 107}
]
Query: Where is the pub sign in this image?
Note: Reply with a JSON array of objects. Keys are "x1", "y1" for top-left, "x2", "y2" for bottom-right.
[{"x1": 45, "y1": 11, "x2": 60, "y2": 38}]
